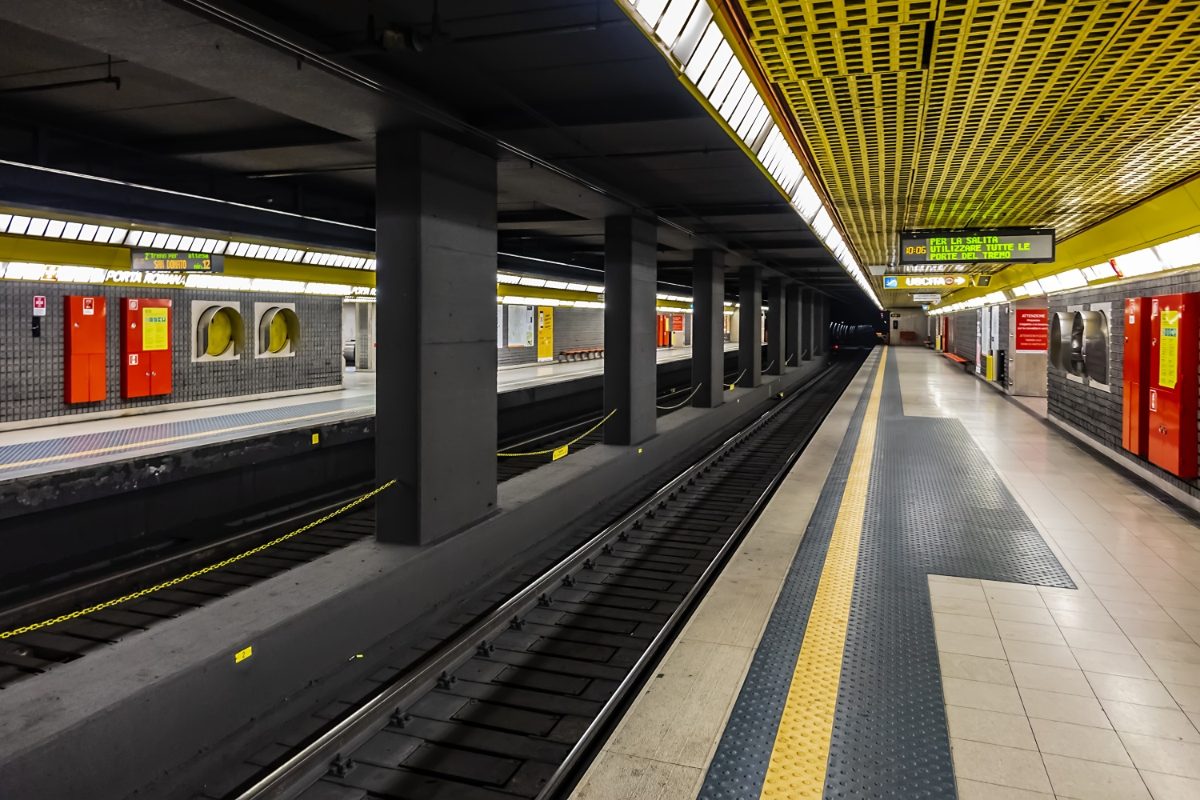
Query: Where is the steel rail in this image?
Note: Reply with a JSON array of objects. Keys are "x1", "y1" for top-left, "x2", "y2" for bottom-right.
[
  {"x1": 537, "y1": 365, "x2": 845, "y2": 798},
  {"x1": 229, "y1": 362, "x2": 841, "y2": 800}
]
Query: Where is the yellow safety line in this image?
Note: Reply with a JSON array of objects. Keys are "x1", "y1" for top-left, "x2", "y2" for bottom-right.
[
  {"x1": 0, "y1": 408, "x2": 355, "y2": 471},
  {"x1": 0, "y1": 480, "x2": 396, "y2": 640},
  {"x1": 496, "y1": 408, "x2": 618, "y2": 458},
  {"x1": 760, "y1": 347, "x2": 888, "y2": 800}
]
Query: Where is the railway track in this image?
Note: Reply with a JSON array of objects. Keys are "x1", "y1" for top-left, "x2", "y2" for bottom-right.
[
  {"x1": 0, "y1": 369, "x2": 752, "y2": 691},
  {"x1": 216, "y1": 358, "x2": 859, "y2": 800}
]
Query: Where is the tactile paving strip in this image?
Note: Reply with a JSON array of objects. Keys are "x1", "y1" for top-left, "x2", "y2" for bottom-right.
[
  {"x1": 824, "y1": 354, "x2": 1073, "y2": 799},
  {"x1": 699, "y1": 351, "x2": 1074, "y2": 799},
  {"x1": 0, "y1": 395, "x2": 372, "y2": 477},
  {"x1": 698, "y1": 355, "x2": 880, "y2": 800}
]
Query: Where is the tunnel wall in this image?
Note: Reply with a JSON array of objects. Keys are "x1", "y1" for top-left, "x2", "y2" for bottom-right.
[{"x1": 0, "y1": 280, "x2": 341, "y2": 425}]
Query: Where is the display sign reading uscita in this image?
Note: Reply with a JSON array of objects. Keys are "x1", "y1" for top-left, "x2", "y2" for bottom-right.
[
  {"x1": 899, "y1": 228, "x2": 1054, "y2": 265},
  {"x1": 131, "y1": 250, "x2": 225, "y2": 272}
]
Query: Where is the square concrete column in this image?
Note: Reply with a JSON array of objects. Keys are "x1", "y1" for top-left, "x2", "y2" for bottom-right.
[
  {"x1": 375, "y1": 129, "x2": 497, "y2": 545},
  {"x1": 691, "y1": 250, "x2": 725, "y2": 408},
  {"x1": 765, "y1": 277, "x2": 786, "y2": 375},
  {"x1": 786, "y1": 283, "x2": 801, "y2": 367},
  {"x1": 604, "y1": 215, "x2": 657, "y2": 445},
  {"x1": 737, "y1": 266, "x2": 762, "y2": 387},
  {"x1": 814, "y1": 295, "x2": 827, "y2": 355},
  {"x1": 354, "y1": 302, "x2": 375, "y2": 371},
  {"x1": 801, "y1": 287, "x2": 814, "y2": 360}
]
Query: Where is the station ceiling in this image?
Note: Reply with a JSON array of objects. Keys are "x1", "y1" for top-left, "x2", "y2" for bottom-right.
[
  {"x1": 717, "y1": 0, "x2": 1200, "y2": 307},
  {"x1": 0, "y1": 1, "x2": 869, "y2": 306}
]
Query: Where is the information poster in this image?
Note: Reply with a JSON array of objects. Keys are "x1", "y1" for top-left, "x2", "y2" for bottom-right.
[
  {"x1": 142, "y1": 307, "x2": 169, "y2": 351},
  {"x1": 537, "y1": 307, "x2": 554, "y2": 361},
  {"x1": 1159, "y1": 309, "x2": 1179, "y2": 389},
  {"x1": 507, "y1": 305, "x2": 534, "y2": 347},
  {"x1": 497, "y1": 305, "x2": 503, "y2": 348},
  {"x1": 1014, "y1": 308, "x2": 1049, "y2": 352}
]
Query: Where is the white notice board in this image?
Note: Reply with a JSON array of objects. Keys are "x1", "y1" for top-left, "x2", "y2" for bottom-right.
[{"x1": 507, "y1": 305, "x2": 535, "y2": 347}]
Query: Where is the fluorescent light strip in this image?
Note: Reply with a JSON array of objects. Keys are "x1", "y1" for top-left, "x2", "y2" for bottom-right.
[{"x1": 623, "y1": 6, "x2": 878, "y2": 308}]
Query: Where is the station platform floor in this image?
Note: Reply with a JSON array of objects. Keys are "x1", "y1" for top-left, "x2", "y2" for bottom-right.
[
  {"x1": 0, "y1": 343, "x2": 733, "y2": 482},
  {"x1": 572, "y1": 347, "x2": 1200, "y2": 800}
]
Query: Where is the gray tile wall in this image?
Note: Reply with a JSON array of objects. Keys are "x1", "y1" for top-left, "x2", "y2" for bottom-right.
[
  {"x1": 1048, "y1": 271, "x2": 1200, "y2": 499},
  {"x1": 0, "y1": 281, "x2": 341, "y2": 424},
  {"x1": 496, "y1": 305, "x2": 606, "y2": 366}
]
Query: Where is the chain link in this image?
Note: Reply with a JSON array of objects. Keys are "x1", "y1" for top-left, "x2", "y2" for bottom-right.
[
  {"x1": 0, "y1": 480, "x2": 397, "y2": 640},
  {"x1": 496, "y1": 408, "x2": 619, "y2": 458}
]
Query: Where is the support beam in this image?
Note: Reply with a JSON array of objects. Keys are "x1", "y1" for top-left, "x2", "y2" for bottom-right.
[
  {"x1": 801, "y1": 287, "x2": 814, "y2": 360},
  {"x1": 737, "y1": 266, "x2": 762, "y2": 387},
  {"x1": 765, "y1": 278, "x2": 785, "y2": 376},
  {"x1": 814, "y1": 295, "x2": 827, "y2": 356},
  {"x1": 354, "y1": 302, "x2": 375, "y2": 371},
  {"x1": 786, "y1": 283, "x2": 801, "y2": 367},
  {"x1": 691, "y1": 250, "x2": 725, "y2": 408},
  {"x1": 375, "y1": 129, "x2": 498, "y2": 545},
  {"x1": 603, "y1": 215, "x2": 657, "y2": 445}
]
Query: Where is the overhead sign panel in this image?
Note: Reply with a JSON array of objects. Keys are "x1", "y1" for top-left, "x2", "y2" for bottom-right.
[
  {"x1": 912, "y1": 293, "x2": 942, "y2": 303},
  {"x1": 899, "y1": 228, "x2": 1055, "y2": 265},
  {"x1": 132, "y1": 250, "x2": 224, "y2": 272},
  {"x1": 883, "y1": 274, "x2": 969, "y2": 289}
]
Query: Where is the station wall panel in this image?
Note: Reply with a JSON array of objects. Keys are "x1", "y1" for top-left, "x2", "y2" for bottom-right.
[
  {"x1": 496, "y1": 305, "x2": 605, "y2": 367},
  {"x1": 951, "y1": 310, "x2": 976, "y2": 363},
  {"x1": 1048, "y1": 271, "x2": 1200, "y2": 500},
  {"x1": 0, "y1": 282, "x2": 341, "y2": 425}
]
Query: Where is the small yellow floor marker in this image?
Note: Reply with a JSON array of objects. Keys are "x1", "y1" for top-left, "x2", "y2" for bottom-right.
[
  {"x1": 234, "y1": 645, "x2": 253, "y2": 664},
  {"x1": 311, "y1": 432, "x2": 320, "y2": 445},
  {"x1": 760, "y1": 348, "x2": 888, "y2": 799},
  {"x1": 552, "y1": 445, "x2": 569, "y2": 461}
]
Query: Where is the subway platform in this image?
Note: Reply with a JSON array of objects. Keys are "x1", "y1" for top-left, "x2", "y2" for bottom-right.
[
  {"x1": 572, "y1": 347, "x2": 1200, "y2": 800},
  {"x1": 0, "y1": 344, "x2": 733, "y2": 481}
]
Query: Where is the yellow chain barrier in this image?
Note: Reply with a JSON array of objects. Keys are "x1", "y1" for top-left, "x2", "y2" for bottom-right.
[
  {"x1": 497, "y1": 408, "x2": 619, "y2": 458},
  {"x1": 656, "y1": 383, "x2": 703, "y2": 411},
  {"x1": 0, "y1": 480, "x2": 397, "y2": 640}
]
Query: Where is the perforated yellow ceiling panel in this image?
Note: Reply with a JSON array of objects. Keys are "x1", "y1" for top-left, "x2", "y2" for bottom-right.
[{"x1": 724, "y1": 0, "x2": 1200, "y2": 305}]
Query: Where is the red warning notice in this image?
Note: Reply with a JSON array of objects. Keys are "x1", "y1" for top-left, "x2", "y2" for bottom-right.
[{"x1": 1015, "y1": 308, "x2": 1049, "y2": 352}]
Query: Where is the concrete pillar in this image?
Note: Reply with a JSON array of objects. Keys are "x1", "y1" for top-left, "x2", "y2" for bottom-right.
[
  {"x1": 604, "y1": 215, "x2": 657, "y2": 445},
  {"x1": 737, "y1": 266, "x2": 762, "y2": 387},
  {"x1": 691, "y1": 250, "x2": 725, "y2": 408},
  {"x1": 765, "y1": 278, "x2": 786, "y2": 375},
  {"x1": 786, "y1": 283, "x2": 801, "y2": 367},
  {"x1": 801, "y1": 287, "x2": 814, "y2": 360},
  {"x1": 354, "y1": 302, "x2": 375, "y2": 371},
  {"x1": 375, "y1": 129, "x2": 497, "y2": 545},
  {"x1": 814, "y1": 295, "x2": 827, "y2": 355}
]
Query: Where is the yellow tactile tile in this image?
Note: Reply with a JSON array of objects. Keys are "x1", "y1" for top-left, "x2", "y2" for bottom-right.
[{"x1": 759, "y1": 347, "x2": 888, "y2": 798}]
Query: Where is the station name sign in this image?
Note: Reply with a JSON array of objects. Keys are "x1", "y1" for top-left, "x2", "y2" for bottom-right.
[
  {"x1": 131, "y1": 250, "x2": 224, "y2": 272},
  {"x1": 899, "y1": 228, "x2": 1055, "y2": 265}
]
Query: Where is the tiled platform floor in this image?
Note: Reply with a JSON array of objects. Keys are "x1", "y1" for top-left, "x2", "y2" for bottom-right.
[{"x1": 571, "y1": 347, "x2": 1200, "y2": 800}]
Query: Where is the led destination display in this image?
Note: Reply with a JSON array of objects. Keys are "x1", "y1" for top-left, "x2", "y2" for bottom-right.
[
  {"x1": 132, "y1": 251, "x2": 225, "y2": 272},
  {"x1": 899, "y1": 229, "x2": 1054, "y2": 265}
]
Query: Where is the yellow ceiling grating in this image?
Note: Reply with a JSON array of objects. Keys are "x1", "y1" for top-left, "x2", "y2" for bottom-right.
[{"x1": 728, "y1": 0, "x2": 1200, "y2": 306}]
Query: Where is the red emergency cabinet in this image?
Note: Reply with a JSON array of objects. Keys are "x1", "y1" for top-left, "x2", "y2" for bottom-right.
[
  {"x1": 1122, "y1": 297, "x2": 1151, "y2": 457},
  {"x1": 121, "y1": 298, "x2": 173, "y2": 399},
  {"x1": 64, "y1": 295, "x2": 107, "y2": 403},
  {"x1": 1148, "y1": 294, "x2": 1198, "y2": 478}
]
